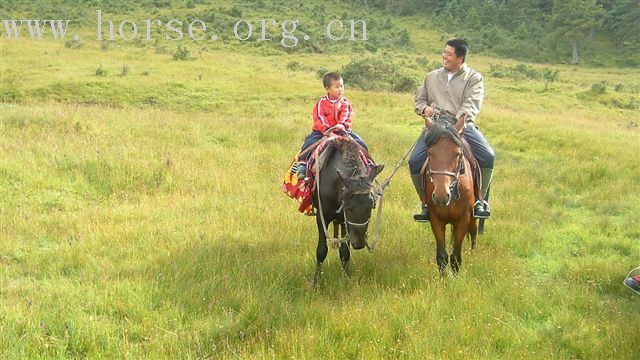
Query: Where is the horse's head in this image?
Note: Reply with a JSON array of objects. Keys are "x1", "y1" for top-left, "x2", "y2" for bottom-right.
[
  {"x1": 424, "y1": 114, "x2": 465, "y2": 207},
  {"x1": 337, "y1": 164, "x2": 384, "y2": 250}
]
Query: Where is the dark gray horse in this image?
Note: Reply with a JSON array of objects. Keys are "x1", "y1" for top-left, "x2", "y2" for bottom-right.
[{"x1": 311, "y1": 137, "x2": 384, "y2": 286}]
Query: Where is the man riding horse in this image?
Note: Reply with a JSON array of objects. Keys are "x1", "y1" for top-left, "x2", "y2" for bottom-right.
[{"x1": 409, "y1": 38, "x2": 495, "y2": 222}]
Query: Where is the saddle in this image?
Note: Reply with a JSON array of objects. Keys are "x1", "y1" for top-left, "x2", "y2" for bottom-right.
[{"x1": 283, "y1": 135, "x2": 373, "y2": 214}]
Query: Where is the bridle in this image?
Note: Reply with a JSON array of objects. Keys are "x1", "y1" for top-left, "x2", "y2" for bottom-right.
[
  {"x1": 424, "y1": 151, "x2": 464, "y2": 197},
  {"x1": 340, "y1": 189, "x2": 375, "y2": 232},
  {"x1": 317, "y1": 184, "x2": 375, "y2": 249}
]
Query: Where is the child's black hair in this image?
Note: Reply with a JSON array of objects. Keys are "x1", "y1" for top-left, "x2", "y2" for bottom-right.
[{"x1": 322, "y1": 72, "x2": 342, "y2": 88}]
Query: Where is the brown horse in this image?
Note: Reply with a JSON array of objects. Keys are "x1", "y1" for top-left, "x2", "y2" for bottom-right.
[{"x1": 421, "y1": 114, "x2": 478, "y2": 275}]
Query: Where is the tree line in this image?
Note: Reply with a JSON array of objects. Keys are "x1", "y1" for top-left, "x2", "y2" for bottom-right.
[{"x1": 359, "y1": 0, "x2": 640, "y2": 66}]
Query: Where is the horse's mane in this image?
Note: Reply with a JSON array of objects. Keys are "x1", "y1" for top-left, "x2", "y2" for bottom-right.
[
  {"x1": 424, "y1": 115, "x2": 477, "y2": 166},
  {"x1": 425, "y1": 116, "x2": 463, "y2": 149},
  {"x1": 327, "y1": 136, "x2": 367, "y2": 177},
  {"x1": 335, "y1": 136, "x2": 366, "y2": 171}
]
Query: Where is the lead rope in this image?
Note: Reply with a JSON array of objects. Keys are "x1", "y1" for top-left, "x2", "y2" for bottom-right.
[{"x1": 367, "y1": 127, "x2": 427, "y2": 252}]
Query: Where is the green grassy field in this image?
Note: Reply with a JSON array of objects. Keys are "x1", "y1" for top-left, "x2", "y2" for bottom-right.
[{"x1": 2, "y1": 4, "x2": 640, "y2": 358}]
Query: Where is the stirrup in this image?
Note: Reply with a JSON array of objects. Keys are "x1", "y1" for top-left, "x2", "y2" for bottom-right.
[{"x1": 473, "y1": 200, "x2": 491, "y2": 219}]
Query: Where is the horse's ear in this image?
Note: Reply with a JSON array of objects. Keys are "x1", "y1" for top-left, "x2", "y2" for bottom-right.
[
  {"x1": 454, "y1": 116, "x2": 465, "y2": 134},
  {"x1": 367, "y1": 164, "x2": 385, "y2": 181}
]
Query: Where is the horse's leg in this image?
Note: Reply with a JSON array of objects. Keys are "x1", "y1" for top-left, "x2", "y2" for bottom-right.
[
  {"x1": 338, "y1": 223, "x2": 350, "y2": 279},
  {"x1": 468, "y1": 216, "x2": 478, "y2": 250},
  {"x1": 312, "y1": 214, "x2": 329, "y2": 288},
  {"x1": 450, "y1": 219, "x2": 469, "y2": 274},
  {"x1": 430, "y1": 218, "x2": 448, "y2": 276}
]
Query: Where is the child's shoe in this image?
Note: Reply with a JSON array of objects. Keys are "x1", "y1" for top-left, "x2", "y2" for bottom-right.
[{"x1": 297, "y1": 163, "x2": 308, "y2": 179}]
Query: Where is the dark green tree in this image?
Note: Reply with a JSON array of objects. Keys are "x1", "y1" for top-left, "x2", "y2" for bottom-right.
[
  {"x1": 603, "y1": 0, "x2": 640, "y2": 49},
  {"x1": 548, "y1": 0, "x2": 605, "y2": 64}
]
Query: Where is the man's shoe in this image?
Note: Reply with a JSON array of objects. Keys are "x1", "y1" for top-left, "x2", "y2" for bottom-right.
[
  {"x1": 413, "y1": 204, "x2": 430, "y2": 222},
  {"x1": 624, "y1": 275, "x2": 640, "y2": 294},
  {"x1": 473, "y1": 200, "x2": 491, "y2": 219}
]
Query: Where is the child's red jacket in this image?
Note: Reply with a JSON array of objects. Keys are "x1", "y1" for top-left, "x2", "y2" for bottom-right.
[{"x1": 311, "y1": 96, "x2": 353, "y2": 133}]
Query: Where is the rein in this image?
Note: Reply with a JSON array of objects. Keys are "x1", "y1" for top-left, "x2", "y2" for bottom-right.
[
  {"x1": 314, "y1": 127, "x2": 428, "y2": 253},
  {"x1": 314, "y1": 144, "x2": 350, "y2": 249},
  {"x1": 367, "y1": 126, "x2": 427, "y2": 252}
]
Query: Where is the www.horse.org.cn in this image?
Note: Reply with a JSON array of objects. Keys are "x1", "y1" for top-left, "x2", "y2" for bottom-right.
[{"x1": 2, "y1": 9, "x2": 368, "y2": 48}]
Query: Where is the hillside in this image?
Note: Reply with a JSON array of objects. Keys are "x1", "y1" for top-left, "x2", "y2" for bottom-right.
[{"x1": 1, "y1": 1, "x2": 640, "y2": 358}]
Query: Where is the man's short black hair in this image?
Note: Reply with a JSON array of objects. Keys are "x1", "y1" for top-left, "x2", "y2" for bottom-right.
[
  {"x1": 322, "y1": 72, "x2": 342, "y2": 88},
  {"x1": 446, "y1": 38, "x2": 469, "y2": 62}
]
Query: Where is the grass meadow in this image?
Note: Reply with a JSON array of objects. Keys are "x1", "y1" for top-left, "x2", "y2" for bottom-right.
[{"x1": 1, "y1": 9, "x2": 640, "y2": 359}]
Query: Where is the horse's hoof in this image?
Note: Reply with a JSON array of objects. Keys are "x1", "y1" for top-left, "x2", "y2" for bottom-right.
[
  {"x1": 341, "y1": 262, "x2": 350, "y2": 280},
  {"x1": 311, "y1": 269, "x2": 322, "y2": 290},
  {"x1": 310, "y1": 277, "x2": 321, "y2": 290}
]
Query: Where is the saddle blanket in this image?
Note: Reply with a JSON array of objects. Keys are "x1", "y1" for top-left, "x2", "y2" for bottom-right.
[{"x1": 282, "y1": 137, "x2": 371, "y2": 214}]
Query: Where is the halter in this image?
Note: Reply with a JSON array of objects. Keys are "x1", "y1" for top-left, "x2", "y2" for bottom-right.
[
  {"x1": 341, "y1": 189, "x2": 375, "y2": 233},
  {"x1": 315, "y1": 156, "x2": 376, "y2": 249},
  {"x1": 425, "y1": 153, "x2": 464, "y2": 200}
]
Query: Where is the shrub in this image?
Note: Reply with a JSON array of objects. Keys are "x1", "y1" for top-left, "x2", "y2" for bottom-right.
[
  {"x1": 513, "y1": 64, "x2": 540, "y2": 79},
  {"x1": 393, "y1": 75, "x2": 419, "y2": 93},
  {"x1": 65, "y1": 37, "x2": 83, "y2": 49},
  {"x1": 542, "y1": 68, "x2": 559, "y2": 83},
  {"x1": 415, "y1": 56, "x2": 430, "y2": 67},
  {"x1": 227, "y1": 6, "x2": 242, "y2": 17},
  {"x1": 153, "y1": 0, "x2": 171, "y2": 7},
  {"x1": 173, "y1": 45, "x2": 190, "y2": 60},
  {"x1": 0, "y1": 86, "x2": 23, "y2": 102},
  {"x1": 316, "y1": 68, "x2": 328, "y2": 79},
  {"x1": 95, "y1": 65, "x2": 107, "y2": 76},
  {"x1": 490, "y1": 63, "x2": 560, "y2": 83},
  {"x1": 341, "y1": 57, "x2": 419, "y2": 93},
  {"x1": 287, "y1": 61, "x2": 301, "y2": 71},
  {"x1": 489, "y1": 64, "x2": 506, "y2": 78},
  {"x1": 591, "y1": 81, "x2": 607, "y2": 95}
]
